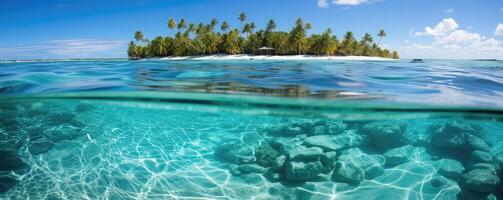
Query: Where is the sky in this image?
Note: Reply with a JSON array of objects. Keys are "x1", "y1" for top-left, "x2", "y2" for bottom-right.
[{"x1": 0, "y1": 0, "x2": 502, "y2": 60}]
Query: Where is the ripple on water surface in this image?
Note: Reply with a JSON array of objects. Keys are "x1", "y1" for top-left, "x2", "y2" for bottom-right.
[{"x1": 0, "y1": 59, "x2": 502, "y2": 107}]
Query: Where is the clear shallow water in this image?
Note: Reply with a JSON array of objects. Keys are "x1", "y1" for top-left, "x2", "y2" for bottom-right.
[{"x1": 0, "y1": 60, "x2": 503, "y2": 199}]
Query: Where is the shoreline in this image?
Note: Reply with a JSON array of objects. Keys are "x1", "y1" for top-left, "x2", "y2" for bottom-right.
[{"x1": 155, "y1": 54, "x2": 396, "y2": 61}]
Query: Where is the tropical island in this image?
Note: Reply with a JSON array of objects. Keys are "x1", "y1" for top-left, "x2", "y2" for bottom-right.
[{"x1": 127, "y1": 13, "x2": 399, "y2": 60}]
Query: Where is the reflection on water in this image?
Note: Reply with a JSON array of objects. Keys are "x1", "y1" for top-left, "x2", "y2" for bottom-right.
[{"x1": 0, "y1": 59, "x2": 502, "y2": 107}]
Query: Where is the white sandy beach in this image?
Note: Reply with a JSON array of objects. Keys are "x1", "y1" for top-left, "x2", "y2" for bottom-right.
[{"x1": 157, "y1": 54, "x2": 395, "y2": 61}]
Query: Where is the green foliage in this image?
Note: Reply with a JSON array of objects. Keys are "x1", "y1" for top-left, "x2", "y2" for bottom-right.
[
  {"x1": 223, "y1": 29, "x2": 242, "y2": 54},
  {"x1": 288, "y1": 18, "x2": 311, "y2": 55},
  {"x1": 134, "y1": 31, "x2": 144, "y2": 42},
  {"x1": 221, "y1": 21, "x2": 229, "y2": 32},
  {"x1": 127, "y1": 15, "x2": 398, "y2": 59},
  {"x1": 168, "y1": 18, "x2": 176, "y2": 30},
  {"x1": 310, "y1": 29, "x2": 338, "y2": 55},
  {"x1": 339, "y1": 31, "x2": 356, "y2": 56}
]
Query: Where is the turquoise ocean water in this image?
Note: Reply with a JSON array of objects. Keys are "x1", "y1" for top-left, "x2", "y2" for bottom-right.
[{"x1": 0, "y1": 59, "x2": 502, "y2": 199}]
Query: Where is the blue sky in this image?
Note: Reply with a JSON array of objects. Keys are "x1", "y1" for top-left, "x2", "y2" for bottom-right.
[{"x1": 0, "y1": 0, "x2": 502, "y2": 59}]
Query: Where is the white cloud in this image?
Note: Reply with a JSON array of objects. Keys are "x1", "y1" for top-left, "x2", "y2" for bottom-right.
[
  {"x1": 495, "y1": 24, "x2": 503, "y2": 36},
  {"x1": 318, "y1": 0, "x2": 379, "y2": 8},
  {"x1": 414, "y1": 18, "x2": 458, "y2": 36},
  {"x1": 0, "y1": 39, "x2": 127, "y2": 60},
  {"x1": 318, "y1": 0, "x2": 329, "y2": 8},
  {"x1": 444, "y1": 8, "x2": 454, "y2": 14},
  {"x1": 402, "y1": 18, "x2": 503, "y2": 59},
  {"x1": 435, "y1": 30, "x2": 482, "y2": 45},
  {"x1": 333, "y1": 0, "x2": 368, "y2": 5}
]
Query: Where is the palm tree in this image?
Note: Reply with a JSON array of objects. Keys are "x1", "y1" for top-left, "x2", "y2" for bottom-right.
[
  {"x1": 150, "y1": 36, "x2": 168, "y2": 56},
  {"x1": 377, "y1": 29, "x2": 386, "y2": 45},
  {"x1": 224, "y1": 29, "x2": 241, "y2": 54},
  {"x1": 238, "y1": 12, "x2": 247, "y2": 32},
  {"x1": 273, "y1": 32, "x2": 289, "y2": 55},
  {"x1": 129, "y1": 13, "x2": 398, "y2": 58},
  {"x1": 359, "y1": 33, "x2": 373, "y2": 56},
  {"x1": 243, "y1": 23, "x2": 256, "y2": 35},
  {"x1": 127, "y1": 41, "x2": 138, "y2": 58},
  {"x1": 134, "y1": 31, "x2": 144, "y2": 43},
  {"x1": 306, "y1": 22, "x2": 312, "y2": 30},
  {"x1": 311, "y1": 28, "x2": 337, "y2": 55},
  {"x1": 250, "y1": 22, "x2": 256, "y2": 33},
  {"x1": 266, "y1": 19, "x2": 276, "y2": 32},
  {"x1": 243, "y1": 23, "x2": 251, "y2": 34},
  {"x1": 177, "y1": 18, "x2": 187, "y2": 30},
  {"x1": 221, "y1": 21, "x2": 229, "y2": 32},
  {"x1": 210, "y1": 19, "x2": 218, "y2": 30},
  {"x1": 187, "y1": 23, "x2": 195, "y2": 34},
  {"x1": 168, "y1": 18, "x2": 177, "y2": 34},
  {"x1": 288, "y1": 18, "x2": 311, "y2": 55},
  {"x1": 363, "y1": 33, "x2": 373, "y2": 45},
  {"x1": 391, "y1": 51, "x2": 399, "y2": 59},
  {"x1": 340, "y1": 31, "x2": 356, "y2": 56}
]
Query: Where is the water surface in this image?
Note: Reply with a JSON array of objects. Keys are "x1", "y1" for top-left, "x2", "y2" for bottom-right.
[
  {"x1": 1, "y1": 59, "x2": 502, "y2": 107},
  {"x1": 0, "y1": 59, "x2": 502, "y2": 199}
]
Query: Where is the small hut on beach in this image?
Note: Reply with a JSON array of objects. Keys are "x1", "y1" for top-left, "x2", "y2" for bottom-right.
[{"x1": 257, "y1": 47, "x2": 276, "y2": 55}]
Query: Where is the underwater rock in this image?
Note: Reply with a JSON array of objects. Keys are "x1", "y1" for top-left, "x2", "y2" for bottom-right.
[
  {"x1": 471, "y1": 150, "x2": 493, "y2": 164},
  {"x1": 270, "y1": 137, "x2": 304, "y2": 154},
  {"x1": 495, "y1": 153, "x2": 503, "y2": 174},
  {"x1": 0, "y1": 176, "x2": 17, "y2": 193},
  {"x1": 312, "y1": 121, "x2": 347, "y2": 135},
  {"x1": 458, "y1": 189, "x2": 498, "y2": 200},
  {"x1": 465, "y1": 134, "x2": 491, "y2": 152},
  {"x1": 255, "y1": 143, "x2": 279, "y2": 167},
  {"x1": 268, "y1": 120, "x2": 347, "y2": 137},
  {"x1": 238, "y1": 164, "x2": 266, "y2": 174},
  {"x1": 435, "y1": 159, "x2": 465, "y2": 180},
  {"x1": 69, "y1": 119, "x2": 86, "y2": 128},
  {"x1": 469, "y1": 163, "x2": 498, "y2": 172},
  {"x1": 404, "y1": 133, "x2": 429, "y2": 146},
  {"x1": 290, "y1": 119, "x2": 325, "y2": 134},
  {"x1": 272, "y1": 155, "x2": 286, "y2": 171},
  {"x1": 303, "y1": 135, "x2": 344, "y2": 151},
  {"x1": 264, "y1": 170, "x2": 281, "y2": 182},
  {"x1": 430, "y1": 121, "x2": 488, "y2": 152},
  {"x1": 332, "y1": 148, "x2": 385, "y2": 184},
  {"x1": 227, "y1": 164, "x2": 241, "y2": 176},
  {"x1": 461, "y1": 168, "x2": 500, "y2": 193},
  {"x1": 284, "y1": 160, "x2": 323, "y2": 181},
  {"x1": 288, "y1": 146, "x2": 323, "y2": 162},
  {"x1": 28, "y1": 136, "x2": 54, "y2": 155},
  {"x1": 303, "y1": 130, "x2": 366, "y2": 152},
  {"x1": 383, "y1": 145, "x2": 413, "y2": 167},
  {"x1": 320, "y1": 151, "x2": 337, "y2": 173},
  {"x1": 361, "y1": 121, "x2": 407, "y2": 149},
  {"x1": 0, "y1": 115, "x2": 19, "y2": 132},
  {"x1": 430, "y1": 175, "x2": 448, "y2": 187},
  {"x1": 27, "y1": 127, "x2": 45, "y2": 140},
  {"x1": 215, "y1": 140, "x2": 255, "y2": 164},
  {"x1": 266, "y1": 123, "x2": 303, "y2": 137},
  {"x1": 332, "y1": 161, "x2": 364, "y2": 184},
  {"x1": 0, "y1": 150, "x2": 24, "y2": 171}
]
